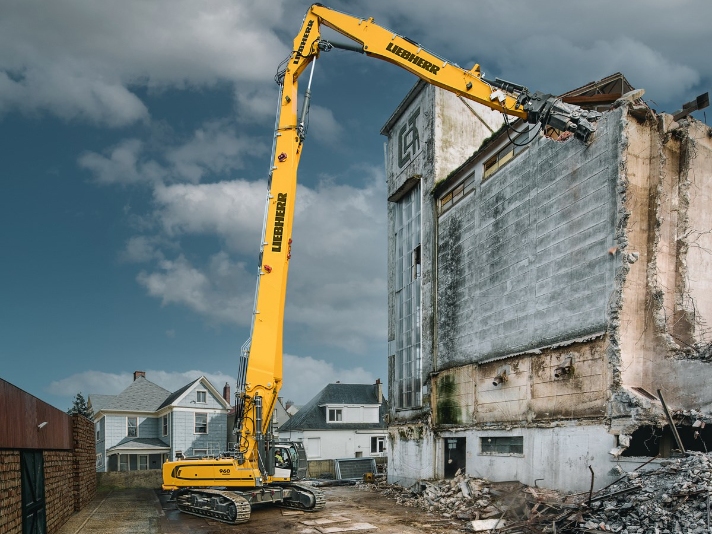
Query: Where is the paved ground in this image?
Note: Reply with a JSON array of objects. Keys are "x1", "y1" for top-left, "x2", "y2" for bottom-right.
[{"x1": 56, "y1": 485, "x2": 466, "y2": 534}]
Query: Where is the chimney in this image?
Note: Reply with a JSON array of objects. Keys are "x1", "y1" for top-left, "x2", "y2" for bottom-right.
[
  {"x1": 133, "y1": 371, "x2": 145, "y2": 381},
  {"x1": 223, "y1": 382, "x2": 231, "y2": 404},
  {"x1": 375, "y1": 378, "x2": 383, "y2": 403}
]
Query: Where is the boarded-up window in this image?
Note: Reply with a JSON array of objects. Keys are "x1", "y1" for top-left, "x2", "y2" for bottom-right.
[
  {"x1": 307, "y1": 437, "x2": 321, "y2": 458},
  {"x1": 480, "y1": 436, "x2": 523, "y2": 455}
]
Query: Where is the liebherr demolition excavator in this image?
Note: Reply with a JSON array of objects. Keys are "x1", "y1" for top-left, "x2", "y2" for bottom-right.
[{"x1": 161, "y1": 4, "x2": 601, "y2": 524}]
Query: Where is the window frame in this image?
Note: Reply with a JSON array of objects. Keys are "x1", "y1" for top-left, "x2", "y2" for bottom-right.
[
  {"x1": 138, "y1": 455, "x2": 148, "y2": 470},
  {"x1": 371, "y1": 436, "x2": 386, "y2": 454},
  {"x1": 439, "y1": 172, "x2": 476, "y2": 214},
  {"x1": 479, "y1": 436, "x2": 524, "y2": 456},
  {"x1": 192, "y1": 448, "x2": 207, "y2": 457},
  {"x1": 482, "y1": 129, "x2": 532, "y2": 182},
  {"x1": 127, "y1": 416, "x2": 138, "y2": 438},
  {"x1": 196, "y1": 390, "x2": 207, "y2": 403},
  {"x1": 328, "y1": 408, "x2": 343, "y2": 422},
  {"x1": 194, "y1": 412, "x2": 208, "y2": 434},
  {"x1": 162, "y1": 414, "x2": 169, "y2": 437}
]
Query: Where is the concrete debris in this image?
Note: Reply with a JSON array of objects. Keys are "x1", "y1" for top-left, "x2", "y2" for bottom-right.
[{"x1": 358, "y1": 454, "x2": 712, "y2": 532}]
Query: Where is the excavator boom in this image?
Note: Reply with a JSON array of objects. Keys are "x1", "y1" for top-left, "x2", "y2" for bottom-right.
[{"x1": 162, "y1": 4, "x2": 602, "y2": 525}]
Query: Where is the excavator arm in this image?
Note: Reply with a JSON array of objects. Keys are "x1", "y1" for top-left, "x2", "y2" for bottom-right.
[
  {"x1": 234, "y1": 4, "x2": 601, "y2": 461},
  {"x1": 163, "y1": 4, "x2": 604, "y2": 524}
]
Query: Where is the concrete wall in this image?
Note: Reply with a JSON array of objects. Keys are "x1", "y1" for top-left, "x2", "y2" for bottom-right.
[
  {"x1": 436, "y1": 110, "x2": 621, "y2": 366},
  {"x1": 384, "y1": 76, "x2": 712, "y2": 493},
  {"x1": 302, "y1": 430, "x2": 387, "y2": 460},
  {"x1": 385, "y1": 83, "x2": 504, "y2": 416},
  {"x1": 442, "y1": 424, "x2": 616, "y2": 492},
  {"x1": 387, "y1": 423, "x2": 435, "y2": 488}
]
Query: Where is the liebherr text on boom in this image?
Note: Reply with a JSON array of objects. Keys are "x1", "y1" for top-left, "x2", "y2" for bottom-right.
[{"x1": 161, "y1": 4, "x2": 601, "y2": 524}]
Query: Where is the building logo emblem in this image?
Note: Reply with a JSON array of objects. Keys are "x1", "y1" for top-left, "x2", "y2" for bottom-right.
[{"x1": 398, "y1": 107, "x2": 421, "y2": 168}]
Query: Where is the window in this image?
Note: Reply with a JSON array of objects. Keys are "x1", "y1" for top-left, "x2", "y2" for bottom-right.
[
  {"x1": 482, "y1": 130, "x2": 531, "y2": 181},
  {"x1": 393, "y1": 184, "x2": 422, "y2": 409},
  {"x1": 480, "y1": 436, "x2": 523, "y2": 455},
  {"x1": 194, "y1": 412, "x2": 208, "y2": 434},
  {"x1": 371, "y1": 436, "x2": 386, "y2": 454},
  {"x1": 162, "y1": 453, "x2": 169, "y2": 464},
  {"x1": 196, "y1": 390, "x2": 207, "y2": 403},
  {"x1": 193, "y1": 449, "x2": 207, "y2": 457},
  {"x1": 127, "y1": 417, "x2": 137, "y2": 437},
  {"x1": 138, "y1": 455, "x2": 148, "y2": 470},
  {"x1": 119, "y1": 454, "x2": 129, "y2": 471},
  {"x1": 328, "y1": 409, "x2": 342, "y2": 422},
  {"x1": 411, "y1": 245, "x2": 421, "y2": 281},
  {"x1": 96, "y1": 453, "x2": 103, "y2": 469},
  {"x1": 162, "y1": 414, "x2": 169, "y2": 437},
  {"x1": 439, "y1": 173, "x2": 476, "y2": 214},
  {"x1": 96, "y1": 430, "x2": 100, "y2": 442}
]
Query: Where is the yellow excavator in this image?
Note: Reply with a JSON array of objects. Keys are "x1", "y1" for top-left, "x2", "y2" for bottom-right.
[{"x1": 161, "y1": 4, "x2": 601, "y2": 524}]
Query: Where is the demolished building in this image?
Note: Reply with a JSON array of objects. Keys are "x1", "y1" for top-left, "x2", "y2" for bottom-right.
[{"x1": 382, "y1": 73, "x2": 712, "y2": 492}]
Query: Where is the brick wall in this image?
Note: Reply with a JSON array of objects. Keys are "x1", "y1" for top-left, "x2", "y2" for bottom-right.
[
  {"x1": 44, "y1": 451, "x2": 74, "y2": 533},
  {"x1": 0, "y1": 451, "x2": 21, "y2": 534},
  {"x1": 0, "y1": 416, "x2": 97, "y2": 534},
  {"x1": 71, "y1": 415, "x2": 96, "y2": 510}
]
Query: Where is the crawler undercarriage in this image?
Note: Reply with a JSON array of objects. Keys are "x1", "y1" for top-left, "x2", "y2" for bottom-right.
[{"x1": 174, "y1": 483, "x2": 326, "y2": 524}]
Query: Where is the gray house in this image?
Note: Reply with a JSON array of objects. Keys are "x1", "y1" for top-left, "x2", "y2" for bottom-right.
[{"x1": 90, "y1": 371, "x2": 230, "y2": 472}]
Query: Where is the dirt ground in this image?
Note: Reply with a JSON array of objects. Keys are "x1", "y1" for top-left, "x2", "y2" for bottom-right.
[
  {"x1": 158, "y1": 484, "x2": 468, "y2": 533},
  {"x1": 57, "y1": 485, "x2": 469, "y2": 534}
]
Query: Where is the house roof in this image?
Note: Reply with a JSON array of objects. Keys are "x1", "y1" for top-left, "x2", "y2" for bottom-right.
[
  {"x1": 89, "y1": 377, "x2": 172, "y2": 413},
  {"x1": 158, "y1": 377, "x2": 199, "y2": 409},
  {"x1": 107, "y1": 437, "x2": 170, "y2": 453},
  {"x1": 278, "y1": 383, "x2": 387, "y2": 432}
]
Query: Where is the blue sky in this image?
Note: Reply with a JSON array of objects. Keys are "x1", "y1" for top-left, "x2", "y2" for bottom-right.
[{"x1": 1, "y1": 0, "x2": 710, "y2": 410}]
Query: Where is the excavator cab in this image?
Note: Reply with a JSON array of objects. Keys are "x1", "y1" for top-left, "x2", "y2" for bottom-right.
[{"x1": 273, "y1": 441, "x2": 308, "y2": 480}]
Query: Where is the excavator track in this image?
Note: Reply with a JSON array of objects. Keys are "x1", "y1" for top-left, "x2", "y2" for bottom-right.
[
  {"x1": 279, "y1": 483, "x2": 326, "y2": 511},
  {"x1": 175, "y1": 488, "x2": 251, "y2": 524}
]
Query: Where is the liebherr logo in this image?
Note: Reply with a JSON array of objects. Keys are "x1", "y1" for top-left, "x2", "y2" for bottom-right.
[
  {"x1": 272, "y1": 193, "x2": 288, "y2": 252},
  {"x1": 293, "y1": 20, "x2": 314, "y2": 64},
  {"x1": 386, "y1": 42, "x2": 440, "y2": 75}
]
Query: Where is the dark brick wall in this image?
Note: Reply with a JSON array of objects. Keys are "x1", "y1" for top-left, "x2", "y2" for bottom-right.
[
  {"x1": 72, "y1": 415, "x2": 97, "y2": 510},
  {"x1": 0, "y1": 450, "x2": 21, "y2": 534},
  {"x1": 44, "y1": 451, "x2": 74, "y2": 533},
  {"x1": 0, "y1": 416, "x2": 97, "y2": 534}
]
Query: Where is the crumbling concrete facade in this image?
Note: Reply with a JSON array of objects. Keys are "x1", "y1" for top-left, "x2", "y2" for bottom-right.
[{"x1": 383, "y1": 78, "x2": 712, "y2": 492}]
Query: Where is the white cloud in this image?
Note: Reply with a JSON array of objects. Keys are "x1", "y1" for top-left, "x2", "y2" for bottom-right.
[
  {"x1": 164, "y1": 121, "x2": 268, "y2": 183},
  {"x1": 79, "y1": 122, "x2": 267, "y2": 186},
  {"x1": 352, "y1": 0, "x2": 710, "y2": 110},
  {"x1": 0, "y1": 0, "x2": 291, "y2": 125},
  {"x1": 48, "y1": 355, "x2": 375, "y2": 406},
  {"x1": 78, "y1": 139, "x2": 157, "y2": 185},
  {"x1": 137, "y1": 252, "x2": 254, "y2": 326},
  {"x1": 135, "y1": 167, "x2": 387, "y2": 351},
  {"x1": 152, "y1": 180, "x2": 266, "y2": 252},
  {"x1": 120, "y1": 236, "x2": 165, "y2": 263},
  {"x1": 305, "y1": 105, "x2": 344, "y2": 146},
  {"x1": 280, "y1": 353, "x2": 376, "y2": 405}
]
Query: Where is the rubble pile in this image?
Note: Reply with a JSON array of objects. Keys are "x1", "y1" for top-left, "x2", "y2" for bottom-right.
[
  {"x1": 580, "y1": 452, "x2": 712, "y2": 533},
  {"x1": 358, "y1": 452, "x2": 712, "y2": 533}
]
